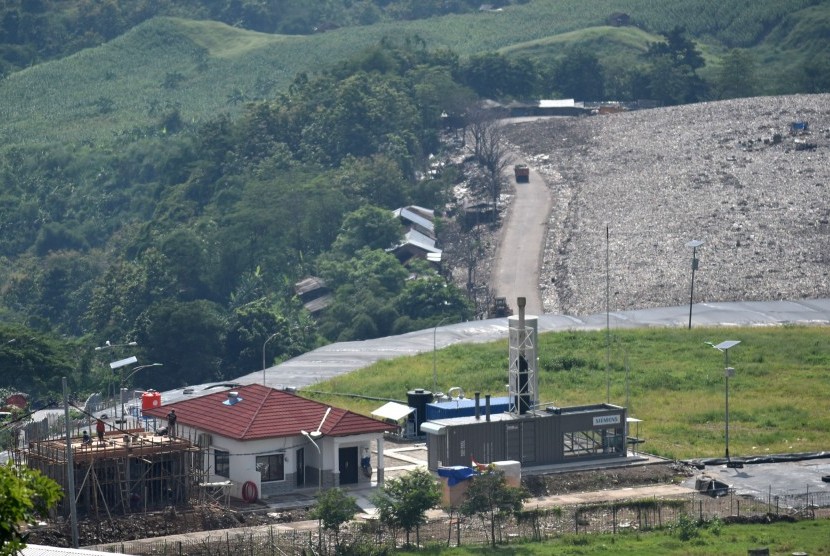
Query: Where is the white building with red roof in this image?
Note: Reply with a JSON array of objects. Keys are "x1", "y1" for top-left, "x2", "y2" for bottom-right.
[{"x1": 143, "y1": 384, "x2": 393, "y2": 501}]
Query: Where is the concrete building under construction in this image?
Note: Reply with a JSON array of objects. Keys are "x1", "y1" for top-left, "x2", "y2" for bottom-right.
[{"x1": 25, "y1": 426, "x2": 202, "y2": 517}]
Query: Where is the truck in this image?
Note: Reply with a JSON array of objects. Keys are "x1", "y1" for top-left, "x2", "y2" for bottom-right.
[
  {"x1": 513, "y1": 164, "x2": 529, "y2": 183},
  {"x1": 489, "y1": 297, "x2": 513, "y2": 318}
]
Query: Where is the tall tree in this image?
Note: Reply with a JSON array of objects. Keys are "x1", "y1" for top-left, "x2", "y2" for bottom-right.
[
  {"x1": 310, "y1": 487, "x2": 356, "y2": 552},
  {"x1": 644, "y1": 26, "x2": 707, "y2": 105},
  {"x1": 715, "y1": 49, "x2": 757, "y2": 99},
  {"x1": 374, "y1": 468, "x2": 442, "y2": 547},
  {"x1": 134, "y1": 299, "x2": 227, "y2": 389},
  {"x1": 330, "y1": 206, "x2": 404, "y2": 257},
  {"x1": 466, "y1": 106, "x2": 511, "y2": 220},
  {"x1": 647, "y1": 26, "x2": 704, "y2": 71},
  {"x1": 0, "y1": 327, "x2": 77, "y2": 402},
  {"x1": 460, "y1": 470, "x2": 528, "y2": 547},
  {"x1": 459, "y1": 53, "x2": 541, "y2": 99},
  {"x1": 553, "y1": 48, "x2": 605, "y2": 101}
]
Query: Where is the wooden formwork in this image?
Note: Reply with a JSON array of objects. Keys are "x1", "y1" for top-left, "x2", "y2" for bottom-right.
[{"x1": 26, "y1": 428, "x2": 203, "y2": 517}]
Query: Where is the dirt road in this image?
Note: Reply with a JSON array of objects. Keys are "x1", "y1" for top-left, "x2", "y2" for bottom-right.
[{"x1": 490, "y1": 155, "x2": 552, "y2": 316}]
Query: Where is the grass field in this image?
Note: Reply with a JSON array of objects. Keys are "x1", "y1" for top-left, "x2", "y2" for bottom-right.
[
  {"x1": 397, "y1": 518, "x2": 830, "y2": 555},
  {"x1": 304, "y1": 325, "x2": 830, "y2": 461}
]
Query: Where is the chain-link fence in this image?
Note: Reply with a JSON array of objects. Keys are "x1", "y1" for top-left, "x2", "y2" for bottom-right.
[{"x1": 88, "y1": 487, "x2": 830, "y2": 555}]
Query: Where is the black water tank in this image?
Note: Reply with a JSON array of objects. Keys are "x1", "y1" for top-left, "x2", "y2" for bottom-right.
[{"x1": 407, "y1": 389, "x2": 433, "y2": 434}]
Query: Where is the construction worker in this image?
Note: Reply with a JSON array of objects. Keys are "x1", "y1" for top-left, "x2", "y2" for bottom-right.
[
  {"x1": 96, "y1": 418, "x2": 106, "y2": 443},
  {"x1": 167, "y1": 409, "x2": 177, "y2": 438}
]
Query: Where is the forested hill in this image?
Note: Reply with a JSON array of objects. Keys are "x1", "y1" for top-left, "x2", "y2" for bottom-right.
[
  {"x1": 0, "y1": 0, "x2": 828, "y2": 406},
  {"x1": 2, "y1": 1, "x2": 829, "y2": 150},
  {"x1": 3, "y1": 0, "x2": 820, "y2": 77}
]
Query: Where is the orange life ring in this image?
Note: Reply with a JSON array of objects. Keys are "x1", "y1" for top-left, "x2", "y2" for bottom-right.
[{"x1": 242, "y1": 480, "x2": 258, "y2": 503}]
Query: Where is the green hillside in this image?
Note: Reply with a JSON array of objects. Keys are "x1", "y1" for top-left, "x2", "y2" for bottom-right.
[
  {"x1": 0, "y1": 18, "x2": 314, "y2": 148},
  {"x1": 0, "y1": 0, "x2": 828, "y2": 405},
  {"x1": 2, "y1": 0, "x2": 828, "y2": 150}
]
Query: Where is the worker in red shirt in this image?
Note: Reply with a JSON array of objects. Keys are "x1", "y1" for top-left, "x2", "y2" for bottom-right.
[{"x1": 96, "y1": 418, "x2": 106, "y2": 443}]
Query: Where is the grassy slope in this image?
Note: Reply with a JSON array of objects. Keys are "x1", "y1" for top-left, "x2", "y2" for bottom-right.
[
  {"x1": 1, "y1": 0, "x2": 827, "y2": 150},
  {"x1": 304, "y1": 325, "x2": 830, "y2": 461}
]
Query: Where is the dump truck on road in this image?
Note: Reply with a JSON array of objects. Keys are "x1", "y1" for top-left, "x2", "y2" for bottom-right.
[{"x1": 514, "y1": 164, "x2": 529, "y2": 183}]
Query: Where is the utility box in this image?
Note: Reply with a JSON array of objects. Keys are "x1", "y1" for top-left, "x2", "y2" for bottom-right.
[
  {"x1": 492, "y1": 460, "x2": 521, "y2": 487},
  {"x1": 436, "y1": 466, "x2": 476, "y2": 507}
]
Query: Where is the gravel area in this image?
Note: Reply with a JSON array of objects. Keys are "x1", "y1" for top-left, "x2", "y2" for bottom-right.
[{"x1": 503, "y1": 94, "x2": 830, "y2": 317}]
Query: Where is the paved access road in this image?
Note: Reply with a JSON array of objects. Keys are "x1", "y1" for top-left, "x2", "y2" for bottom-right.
[{"x1": 490, "y1": 156, "x2": 552, "y2": 316}]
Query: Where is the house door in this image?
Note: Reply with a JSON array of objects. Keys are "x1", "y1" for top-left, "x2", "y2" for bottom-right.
[
  {"x1": 339, "y1": 446, "x2": 359, "y2": 485},
  {"x1": 296, "y1": 448, "x2": 305, "y2": 486}
]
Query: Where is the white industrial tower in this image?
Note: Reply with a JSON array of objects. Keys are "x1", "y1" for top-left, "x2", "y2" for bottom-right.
[{"x1": 508, "y1": 297, "x2": 539, "y2": 415}]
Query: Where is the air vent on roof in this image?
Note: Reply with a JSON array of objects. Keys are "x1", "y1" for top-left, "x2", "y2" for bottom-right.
[{"x1": 223, "y1": 391, "x2": 243, "y2": 406}]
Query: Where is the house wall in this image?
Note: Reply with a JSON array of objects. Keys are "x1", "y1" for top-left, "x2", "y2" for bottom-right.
[
  {"x1": 331, "y1": 433, "x2": 378, "y2": 488},
  {"x1": 179, "y1": 425, "x2": 298, "y2": 500},
  {"x1": 182, "y1": 425, "x2": 382, "y2": 500}
]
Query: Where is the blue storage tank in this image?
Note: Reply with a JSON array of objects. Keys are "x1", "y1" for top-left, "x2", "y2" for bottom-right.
[{"x1": 426, "y1": 396, "x2": 510, "y2": 420}]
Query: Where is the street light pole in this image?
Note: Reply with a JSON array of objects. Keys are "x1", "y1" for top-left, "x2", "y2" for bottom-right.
[
  {"x1": 109, "y1": 356, "x2": 137, "y2": 422},
  {"x1": 433, "y1": 317, "x2": 451, "y2": 395},
  {"x1": 706, "y1": 340, "x2": 740, "y2": 465},
  {"x1": 96, "y1": 341, "x2": 138, "y2": 414},
  {"x1": 121, "y1": 363, "x2": 163, "y2": 423},
  {"x1": 301, "y1": 430, "x2": 323, "y2": 490},
  {"x1": 686, "y1": 240, "x2": 703, "y2": 329},
  {"x1": 262, "y1": 332, "x2": 279, "y2": 386}
]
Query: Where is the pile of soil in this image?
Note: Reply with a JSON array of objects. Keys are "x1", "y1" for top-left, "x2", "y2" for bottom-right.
[{"x1": 522, "y1": 461, "x2": 696, "y2": 497}]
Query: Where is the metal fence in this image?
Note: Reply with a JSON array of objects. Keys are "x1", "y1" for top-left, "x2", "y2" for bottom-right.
[{"x1": 87, "y1": 488, "x2": 830, "y2": 555}]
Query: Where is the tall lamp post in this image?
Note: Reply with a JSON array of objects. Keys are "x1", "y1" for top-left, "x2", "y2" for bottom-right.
[
  {"x1": 109, "y1": 356, "x2": 137, "y2": 423},
  {"x1": 433, "y1": 317, "x2": 451, "y2": 395},
  {"x1": 96, "y1": 341, "x2": 138, "y2": 413},
  {"x1": 120, "y1": 363, "x2": 163, "y2": 422},
  {"x1": 686, "y1": 240, "x2": 703, "y2": 329},
  {"x1": 301, "y1": 429, "x2": 323, "y2": 490},
  {"x1": 262, "y1": 332, "x2": 279, "y2": 386},
  {"x1": 706, "y1": 340, "x2": 741, "y2": 467}
]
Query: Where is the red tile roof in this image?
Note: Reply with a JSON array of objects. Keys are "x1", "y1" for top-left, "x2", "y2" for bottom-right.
[{"x1": 142, "y1": 384, "x2": 392, "y2": 441}]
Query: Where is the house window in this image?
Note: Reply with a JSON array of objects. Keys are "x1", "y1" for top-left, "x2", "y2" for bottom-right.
[
  {"x1": 256, "y1": 453, "x2": 285, "y2": 482},
  {"x1": 215, "y1": 449, "x2": 230, "y2": 478},
  {"x1": 563, "y1": 427, "x2": 624, "y2": 458}
]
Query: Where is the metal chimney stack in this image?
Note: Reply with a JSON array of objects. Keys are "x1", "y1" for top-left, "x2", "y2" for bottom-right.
[{"x1": 508, "y1": 296, "x2": 538, "y2": 415}]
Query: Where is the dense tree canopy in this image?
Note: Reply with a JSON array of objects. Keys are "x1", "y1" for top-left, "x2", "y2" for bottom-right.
[
  {"x1": 0, "y1": 37, "x2": 477, "y2": 399},
  {"x1": 1, "y1": 3, "x2": 822, "y2": 403}
]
